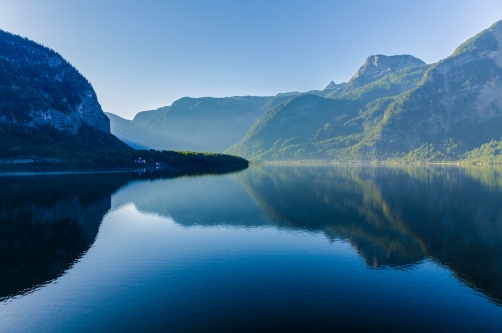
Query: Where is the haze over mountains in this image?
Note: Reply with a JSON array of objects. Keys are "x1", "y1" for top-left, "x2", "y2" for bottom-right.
[
  {"x1": 0, "y1": 29, "x2": 247, "y2": 168},
  {"x1": 106, "y1": 96, "x2": 274, "y2": 152},
  {"x1": 1, "y1": 20, "x2": 502, "y2": 164},
  {"x1": 108, "y1": 20, "x2": 502, "y2": 162}
]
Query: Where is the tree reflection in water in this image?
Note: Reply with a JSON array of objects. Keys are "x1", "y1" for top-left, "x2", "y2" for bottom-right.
[
  {"x1": 1, "y1": 165, "x2": 502, "y2": 307},
  {"x1": 0, "y1": 167, "x2": 246, "y2": 301}
]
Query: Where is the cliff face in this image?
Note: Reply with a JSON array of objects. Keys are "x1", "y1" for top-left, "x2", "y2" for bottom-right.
[
  {"x1": 347, "y1": 54, "x2": 425, "y2": 88},
  {"x1": 0, "y1": 30, "x2": 110, "y2": 133}
]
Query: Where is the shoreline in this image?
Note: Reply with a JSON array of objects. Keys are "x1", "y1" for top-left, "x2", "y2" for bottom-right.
[
  {"x1": 260, "y1": 160, "x2": 500, "y2": 166},
  {"x1": 0, "y1": 164, "x2": 249, "y2": 176}
]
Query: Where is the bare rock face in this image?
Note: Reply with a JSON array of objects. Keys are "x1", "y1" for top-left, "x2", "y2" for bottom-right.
[
  {"x1": 27, "y1": 92, "x2": 110, "y2": 133},
  {"x1": 0, "y1": 30, "x2": 110, "y2": 134},
  {"x1": 349, "y1": 54, "x2": 426, "y2": 88}
]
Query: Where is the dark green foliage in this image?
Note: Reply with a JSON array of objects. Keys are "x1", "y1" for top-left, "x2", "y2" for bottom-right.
[
  {"x1": 0, "y1": 30, "x2": 91, "y2": 121},
  {"x1": 451, "y1": 21, "x2": 500, "y2": 57},
  {"x1": 0, "y1": 123, "x2": 132, "y2": 166},
  {"x1": 131, "y1": 150, "x2": 249, "y2": 169},
  {"x1": 0, "y1": 123, "x2": 248, "y2": 169}
]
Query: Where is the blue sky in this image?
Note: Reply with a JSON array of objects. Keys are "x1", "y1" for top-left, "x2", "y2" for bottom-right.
[{"x1": 1, "y1": 0, "x2": 501, "y2": 118}]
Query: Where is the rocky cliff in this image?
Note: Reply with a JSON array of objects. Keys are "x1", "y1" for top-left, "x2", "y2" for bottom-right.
[
  {"x1": 346, "y1": 54, "x2": 425, "y2": 88},
  {"x1": 0, "y1": 30, "x2": 110, "y2": 133}
]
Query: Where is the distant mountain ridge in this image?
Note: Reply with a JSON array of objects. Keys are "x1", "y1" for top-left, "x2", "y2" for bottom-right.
[
  {"x1": 108, "y1": 53, "x2": 432, "y2": 156},
  {"x1": 107, "y1": 96, "x2": 276, "y2": 152}
]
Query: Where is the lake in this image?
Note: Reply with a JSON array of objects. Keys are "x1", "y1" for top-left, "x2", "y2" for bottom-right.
[{"x1": 1, "y1": 165, "x2": 502, "y2": 332}]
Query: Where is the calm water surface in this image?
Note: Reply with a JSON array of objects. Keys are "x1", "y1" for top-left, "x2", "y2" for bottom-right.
[{"x1": 1, "y1": 165, "x2": 502, "y2": 332}]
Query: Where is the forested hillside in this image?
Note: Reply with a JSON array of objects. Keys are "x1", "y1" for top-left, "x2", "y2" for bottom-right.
[{"x1": 228, "y1": 21, "x2": 502, "y2": 163}]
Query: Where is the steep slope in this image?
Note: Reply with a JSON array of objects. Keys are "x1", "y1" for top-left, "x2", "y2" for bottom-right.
[
  {"x1": 107, "y1": 96, "x2": 275, "y2": 152},
  {"x1": 0, "y1": 30, "x2": 109, "y2": 133},
  {"x1": 230, "y1": 21, "x2": 502, "y2": 162},
  {"x1": 0, "y1": 30, "x2": 132, "y2": 163},
  {"x1": 365, "y1": 20, "x2": 502, "y2": 160},
  {"x1": 227, "y1": 56, "x2": 429, "y2": 160},
  {"x1": 0, "y1": 30, "x2": 248, "y2": 169}
]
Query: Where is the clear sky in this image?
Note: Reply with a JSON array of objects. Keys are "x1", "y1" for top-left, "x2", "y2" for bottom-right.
[{"x1": 1, "y1": 0, "x2": 501, "y2": 119}]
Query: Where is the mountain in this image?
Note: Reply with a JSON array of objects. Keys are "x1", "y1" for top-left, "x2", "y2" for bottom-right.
[
  {"x1": 0, "y1": 30, "x2": 109, "y2": 133},
  {"x1": 107, "y1": 96, "x2": 275, "y2": 152},
  {"x1": 369, "y1": 20, "x2": 502, "y2": 161},
  {"x1": 228, "y1": 21, "x2": 502, "y2": 162},
  {"x1": 0, "y1": 29, "x2": 132, "y2": 163},
  {"x1": 105, "y1": 112, "x2": 150, "y2": 149},
  {"x1": 0, "y1": 30, "x2": 248, "y2": 169},
  {"x1": 340, "y1": 54, "x2": 425, "y2": 89},
  {"x1": 227, "y1": 55, "x2": 429, "y2": 160}
]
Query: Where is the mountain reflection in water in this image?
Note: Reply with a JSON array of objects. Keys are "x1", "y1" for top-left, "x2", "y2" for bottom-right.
[
  {"x1": 1, "y1": 165, "x2": 502, "y2": 312},
  {"x1": 0, "y1": 168, "x2": 245, "y2": 301},
  {"x1": 233, "y1": 166, "x2": 502, "y2": 304},
  {"x1": 113, "y1": 165, "x2": 502, "y2": 305}
]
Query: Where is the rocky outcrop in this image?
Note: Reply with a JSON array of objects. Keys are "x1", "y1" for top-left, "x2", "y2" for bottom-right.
[
  {"x1": 348, "y1": 54, "x2": 425, "y2": 88},
  {"x1": 0, "y1": 30, "x2": 110, "y2": 133},
  {"x1": 324, "y1": 81, "x2": 344, "y2": 90}
]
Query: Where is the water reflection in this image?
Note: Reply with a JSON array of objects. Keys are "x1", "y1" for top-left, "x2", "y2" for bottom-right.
[
  {"x1": 114, "y1": 165, "x2": 502, "y2": 304},
  {"x1": 1, "y1": 165, "x2": 502, "y2": 308},
  {"x1": 232, "y1": 165, "x2": 502, "y2": 304},
  {"x1": 0, "y1": 168, "x2": 246, "y2": 301}
]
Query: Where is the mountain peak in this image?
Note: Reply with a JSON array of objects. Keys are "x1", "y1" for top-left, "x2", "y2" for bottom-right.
[
  {"x1": 324, "y1": 81, "x2": 338, "y2": 90},
  {"x1": 349, "y1": 54, "x2": 426, "y2": 88}
]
